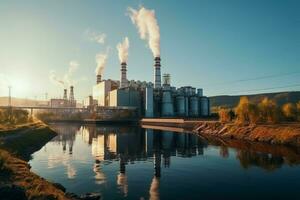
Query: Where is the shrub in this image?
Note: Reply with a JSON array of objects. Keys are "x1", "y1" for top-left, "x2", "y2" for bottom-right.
[
  {"x1": 258, "y1": 97, "x2": 279, "y2": 123},
  {"x1": 235, "y1": 96, "x2": 252, "y2": 124},
  {"x1": 218, "y1": 108, "x2": 232, "y2": 123},
  {"x1": 282, "y1": 103, "x2": 297, "y2": 121},
  {"x1": 248, "y1": 104, "x2": 260, "y2": 124}
]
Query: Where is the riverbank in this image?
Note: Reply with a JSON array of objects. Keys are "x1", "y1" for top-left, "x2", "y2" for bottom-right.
[
  {"x1": 0, "y1": 120, "x2": 72, "y2": 199},
  {"x1": 195, "y1": 122, "x2": 300, "y2": 146},
  {"x1": 141, "y1": 118, "x2": 300, "y2": 146},
  {"x1": 0, "y1": 120, "x2": 102, "y2": 200}
]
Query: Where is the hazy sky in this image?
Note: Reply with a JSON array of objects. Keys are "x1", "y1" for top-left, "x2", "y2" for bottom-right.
[{"x1": 0, "y1": 0, "x2": 299, "y2": 100}]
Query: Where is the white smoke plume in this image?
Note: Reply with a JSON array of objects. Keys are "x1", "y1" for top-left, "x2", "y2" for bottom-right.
[
  {"x1": 49, "y1": 60, "x2": 82, "y2": 88},
  {"x1": 85, "y1": 29, "x2": 106, "y2": 44},
  {"x1": 128, "y1": 6, "x2": 160, "y2": 57},
  {"x1": 95, "y1": 49, "x2": 109, "y2": 76},
  {"x1": 49, "y1": 70, "x2": 65, "y2": 87},
  {"x1": 116, "y1": 37, "x2": 129, "y2": 63},
  {"x1": 64, "y1": 61, "x2": 79, "y2": 86}
]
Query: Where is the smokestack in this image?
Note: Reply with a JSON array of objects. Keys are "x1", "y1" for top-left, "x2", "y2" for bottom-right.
[
  {"x1": 162, "y1": 73, "x2": 171, "y2": 87},
  {"x1": 96, "y1": 74, "x2": 102, "y2": 84},
  {"x1": 120, "y1": 62, "x2": 128, "y2": 88},
  {"x1": 69, "y1": 86, "x2": 74, "y2": 107},
  {"x1": 63, "y1": 89, "x2": 68, "y2": 100},
  {"x1": 154, "y1": 57, "x2": 161, "y2": 88}
]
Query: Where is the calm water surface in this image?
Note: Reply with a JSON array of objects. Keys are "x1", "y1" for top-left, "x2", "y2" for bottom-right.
[{"x1": 29, "y1": 123, "x2": 300, "y2": 199}]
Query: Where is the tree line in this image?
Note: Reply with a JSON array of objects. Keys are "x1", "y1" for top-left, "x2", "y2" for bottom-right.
[
  {"x1": 218, "y1": 97, "x2": 300, "y2": 124},
  {"x1": 0, "y1": 108, "x2": 31, "y2": 125}
]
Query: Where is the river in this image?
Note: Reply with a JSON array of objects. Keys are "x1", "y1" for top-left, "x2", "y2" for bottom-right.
[{"x1": 29, "y1": 123, "x2": 300, "y2": 199}]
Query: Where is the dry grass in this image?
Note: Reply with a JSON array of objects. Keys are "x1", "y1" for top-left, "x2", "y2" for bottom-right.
[
  {"x1": 195, "y1": 121, "x2": 300, "y2": 146},
  {"x1": 0, "y1": 149, "x2": 70, "y2": 200}
]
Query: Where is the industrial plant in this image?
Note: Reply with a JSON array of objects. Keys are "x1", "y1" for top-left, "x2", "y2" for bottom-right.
[
  {"x1": 49, "y1": 7, "x2": 210, "y2": 119},
  {"x1": 50, "y1": 86, "x2": 76, "y2": 108},
  {"x1": 82, "y1": 55, "x2": 210, "y2": 118}
]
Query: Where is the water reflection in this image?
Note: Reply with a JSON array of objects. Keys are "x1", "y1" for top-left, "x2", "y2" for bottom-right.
[{"x1": 34, "y1": 123, "x2": 300, "y2": 199}]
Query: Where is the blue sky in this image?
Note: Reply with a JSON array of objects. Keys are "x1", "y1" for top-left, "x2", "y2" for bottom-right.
[{"x1": 0, "y1": 0, "x2": 299, "y2": 100}]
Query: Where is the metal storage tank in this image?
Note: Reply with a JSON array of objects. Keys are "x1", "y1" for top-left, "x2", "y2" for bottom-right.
[
  {"x1": 200, "y1": 97, "x2": 210, "y2": 117},
  {"x1": 197, "y1": 88, "x2": 203, "y2": 97},
  {"x1": 145, "y1": 87, "x2": 154, "y2": 117},
  {"x1": 189, "y1": 96, "x2": 199, "y2": 117},
  {"x1": 176, "y1": 96, "x2": 185, "y2": 116},
  {"x1": 161, "y1": 89, "x2": 174, "y2": 117},
  {"x1": 185, "y1": 97, "x2": 189, "y2": 117},
  {"x1": 191, "y1": 88, "x2": 196, "y2": 96}
]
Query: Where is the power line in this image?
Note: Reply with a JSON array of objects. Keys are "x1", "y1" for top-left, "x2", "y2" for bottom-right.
[
  {"x1": 204, "y1": 71, "x2": 300, "y2": 88},
  {"x1": 217, "y1": 83, "x2": 300, "y2": 95}
]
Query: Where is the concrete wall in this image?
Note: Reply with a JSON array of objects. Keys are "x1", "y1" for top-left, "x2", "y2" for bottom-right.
[
  {"x1": 93, "y1": 80, "x2": 112, "y2": 106},
  {"x1": 109, "y1": 89, "x2": 141, "y2": 111}
]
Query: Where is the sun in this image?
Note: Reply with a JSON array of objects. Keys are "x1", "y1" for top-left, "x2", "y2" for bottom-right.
[{"x1": 9, "y1": 76, "x2": 31, "y2": 98}]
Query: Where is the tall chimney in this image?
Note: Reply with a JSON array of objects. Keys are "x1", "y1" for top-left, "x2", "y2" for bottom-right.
[
  {"x1": 96, "y1": 74, "x2": 102, "y2": 84},
  {"x1": 63, "y1": 89, "x2": 68, "y2": 100},
  {"x1": 69, "y1": 86, "x2": 74, "y2": 107},
  {"x1": 154, "y1": 57, "x2": 161, "y2": 88},
  {"x1": 120, "y1": 62, "x2": 128, "y2": 88}
]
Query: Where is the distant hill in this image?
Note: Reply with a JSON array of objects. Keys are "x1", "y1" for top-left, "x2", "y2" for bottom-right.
[
  {"x1": 209, "y1": 91, "x2": 300, "y2": 111},
  {"x1": 0, "y1": 97, "x2": 48, "y2": 107},
  {"x1": 0, "y1": 97, "x2": 83, "y2": 108}
]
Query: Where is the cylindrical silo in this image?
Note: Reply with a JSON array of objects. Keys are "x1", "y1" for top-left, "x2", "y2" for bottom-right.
[
  {"x1": 161, "y1": 89, "x2": 174, "y2": 117},
  {"x1": 197, "y1": 88, "x2": 203, "y2": 97},
  {"x1": 200, "y1": 97, "x2": 210, "y2": 117},
  {"x1": 190, "y1": 96, "x2": 199, "y2": 117},
  {"x1": 185, "y1": 97, "x2": 189, "y2": 117},
  {"x1": 176, "y1": 96, "x2": 185, "y2": 116}
]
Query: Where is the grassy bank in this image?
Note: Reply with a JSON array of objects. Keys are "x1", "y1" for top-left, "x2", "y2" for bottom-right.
[
  {"x1": 0, "y1": 120, "x2": 57, "y2": 161},
  {"x1": 0, "y1": 120, "x2": 73, "y2": 200},
  {"x1": 0, "y1": 149, "x2": 69, "y2": 200},
  {"x1": 194, "y1": 122, "x2": 300, "y2": 146}
]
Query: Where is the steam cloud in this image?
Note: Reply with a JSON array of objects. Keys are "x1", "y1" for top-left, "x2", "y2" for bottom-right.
[
  {"x1": 95, "y1": 49, "x2": 109, "y2": 76},
  {"x1": 128, "y1": 6, "x2": 160, "y2": 57},
  {"x1": 116, "y1": 37, "x2": 129, "y2": 63},
  {"x1": 85, "y1": 29, "x2": 106, "y2": 44},
  {"x1": 49, "y1": 60, "x2": 82, "y2": 88}
]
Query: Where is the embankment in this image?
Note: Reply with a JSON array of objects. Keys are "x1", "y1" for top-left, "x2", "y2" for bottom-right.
[
  {"x1": 194, "y1": 122, "x2": 300, "y2": 146},
  {"x1": 141, "y1": 118, "x2": 300, "y2": 146},
  {"x1": 0, "y1": 121, "x2": 71, "y2": 200}
]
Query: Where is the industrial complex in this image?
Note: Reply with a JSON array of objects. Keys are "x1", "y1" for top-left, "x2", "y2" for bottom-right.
[
  {"x1": 80, "y1": 55, "x2": 210, "y2": 119},
  {"x1": 48, "y1": 6, "x2": 210, "y2": 120}
]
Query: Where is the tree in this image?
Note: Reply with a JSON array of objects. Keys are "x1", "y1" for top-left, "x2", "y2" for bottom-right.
[
  {"x1": 218, "y1": 108, "x2": 232, "y2": 123},
  {"x1": 258, "y1": 98, "x2": 280, "y2": 123},
  {"x1": 235, "y1": 97, "x2": 251, "y2": 124},
  {"x1": 282, "y1": 103, "x2": 297, "y2": 121},
  {"x1": 248, "y1": 104, "x2": 260, "y2": 124},
  {"x1": 296, "y1": 101, "x2": 300, "y2": 121}
]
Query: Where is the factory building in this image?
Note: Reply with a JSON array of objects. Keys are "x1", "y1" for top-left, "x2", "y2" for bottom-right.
[
  {"x1": 109, "y1": 89, "x2": 141, "y2": 109},
  {"x1": 92, "y1": 74, "x2": 119, "y2": 106},
  {"x1": 83, "y1": 95, "x2": 98, "y2": 108},
  {"x1": 90, "y1": 56, "x2": 210, "y2": 118},
  {"x1": 143, "y1": 57, "x2": 210, "y2": 118},
  {"x1": 50, "y1": 86, "x2": 77, "y2": 108}
]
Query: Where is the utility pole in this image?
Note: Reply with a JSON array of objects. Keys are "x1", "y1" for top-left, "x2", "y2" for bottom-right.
[
  {"x1": 8, "y1": 86, "x2": 12, "y2": 107},
  {"x1": 8, "y1": 86, "x2": 12, "y2": 123}
]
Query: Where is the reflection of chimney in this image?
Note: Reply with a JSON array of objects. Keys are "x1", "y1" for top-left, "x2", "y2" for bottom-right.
[
  {"x1": 120, "y1": 155, "x2": 126, "y2": 174},
  {"x1": 154, "y1": 57, "x2": 161, "y2": 88},
  {"x1": 120, "y1": 62, "x2": 128, "y2": 88},
  {"x1": 63, "y1": 89, "x2": 68, "y2": 100},
  {"x1": 69, "y1": 86, "x2": 74, "y2": 106},
  {"x1": 97, "y1": 74, "x2": 102, "y2": 84},
  {"x1": 154, "y1": 152, "x2": 161, "y2": 177}
]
